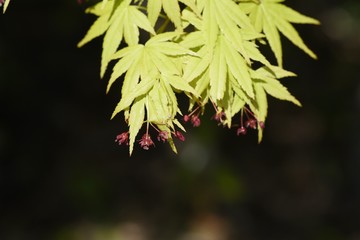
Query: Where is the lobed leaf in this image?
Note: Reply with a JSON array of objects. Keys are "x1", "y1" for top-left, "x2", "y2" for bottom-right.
[
  {"x1": 111, "y1": 77, "x2": 156, "y2": 119},
  {"x1": 166, "y1": 75, "x2": 199, "y2": 97},
  {"x1": 274, "y1": 4, "x2": 320, "y2": 24},
  {"x1": 77, "y1": 1, "x2": 114, "y2": 47},
  {"x1": 273, "y1": 16, "x2": 317, "y2": 60},
  {"x1": 261, "y1": 78, "x2": 301, "y2": 107},
  {"x1": 223, "y1": 37, "x2": 254, "y2": 98},
  {"x1": 107, "y1": 45, "x2": 144, "y2": 92},
  {"x1": 262, "y1": 9, "x2": 283, "y2": 66},
  {"x1": 251, "y1": 69, "x2": 301, "y2": 107},
  {"x1": 239, "y1": 0, "x2": 319, "y2": 65},
  {"x1": 101, "y1": 4, "x2": 126, "y2": 77},
  {"x1": 77, "y1": 0, "x2": 319, "y2": 154},
  {"x1": 183, "y1": 47, "x2": 211, "y2": 83}
]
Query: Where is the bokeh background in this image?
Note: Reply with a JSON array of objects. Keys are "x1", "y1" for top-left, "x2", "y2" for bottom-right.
[{"x1": 1, "y1": 0, "x2": 359, "y2": 239}]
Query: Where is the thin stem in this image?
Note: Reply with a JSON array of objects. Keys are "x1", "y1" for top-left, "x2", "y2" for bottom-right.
[
  {"x1": 150, "y1": 122, "x2": 160, "y2": 133},
  {"x1": 240, "y1": 109, "x2": 244, "y2": 127},
  {"x1": 145, "y1": 96, "x2": 150, "y2": 134},
  {"x1": 188, "y1": 105, "x2": 201, "y2": 117},
  {"x1": 157, "y1": 18, "x2": 171, "y2": 34},
  {"x1": 210, "y1": 98, "x2": 218, "y2": 112}
]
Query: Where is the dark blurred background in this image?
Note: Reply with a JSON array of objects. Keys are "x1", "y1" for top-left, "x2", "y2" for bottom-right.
[{"x1": 1, "y1": 0, "x2": 359, "y2": 239}]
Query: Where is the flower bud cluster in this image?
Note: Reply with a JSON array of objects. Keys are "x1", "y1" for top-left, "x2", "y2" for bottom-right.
[
  {"x1": 236, "y1": 107, "x2": 265, "y2": 136},
  {"x1": 115, "y1": 125, "x2": 185, "y2": 151}
]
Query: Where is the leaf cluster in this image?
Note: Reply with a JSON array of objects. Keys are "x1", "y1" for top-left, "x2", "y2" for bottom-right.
[{"x1": 78, "y1": 0, "x2": 319, "y2": 155}]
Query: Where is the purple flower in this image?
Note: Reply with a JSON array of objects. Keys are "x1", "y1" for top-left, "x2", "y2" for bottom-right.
[
  {"x1": 174, "y1": 131, "x2": 185, "y2": 141},
  {"x1": 139, "y1": 133, "x2": 154, "y2": 150},
  {"x1": 157, "y1": 131, "x2": 168, "y2": 142},
  {"x1": 115, "y1": 132, "x2": 129, "y2": 145}
]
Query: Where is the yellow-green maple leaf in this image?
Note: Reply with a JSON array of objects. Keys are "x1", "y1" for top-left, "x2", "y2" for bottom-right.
[
  {"x1": 183, "y1": 0, "x2": 269, "y2": 101},
  {"x1": 147, "y1": 0, "x2": 183, "y2": 30},
  {"x1": 239, "y1": 0, "x2": 320, "y2": 66},
  {"x1": 109, "y1": 33, "x2": 198, "y2": 154}
]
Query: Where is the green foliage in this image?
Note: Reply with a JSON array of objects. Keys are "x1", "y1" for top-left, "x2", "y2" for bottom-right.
[{"x1": 78, "y1": 0, "x2": 319, "y2": 155}]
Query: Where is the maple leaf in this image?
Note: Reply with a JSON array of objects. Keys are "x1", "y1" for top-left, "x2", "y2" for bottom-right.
[
  {"x1": 239, "y1": 0, "x2": 320, "y2": 66},
  {"x1": 108, "y1": 32, "x2": 198, "y2": 155},
  {"x1": 183, "y1": 0, "x2": 268, "y2": 101},
  {"x1": 77, "y1": 0, "x2": 319, "y2": 154},
  {"x1": 78, "y1": 0, "x2": 156, "y2": 78}
]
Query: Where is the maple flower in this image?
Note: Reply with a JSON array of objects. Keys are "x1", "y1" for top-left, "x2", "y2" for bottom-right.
[
  {"x1": 184, "y1": 105, "x2": 202, "y2": 127},
  {"x1": 245, "y1": 119, "x2": 257, "y2": 129},
  {"x1": 183, "y1": 114, "x2": 190, "y2": 122},
  {"x1": 157, "y1": 131, "x2": 168, "y2": 142},
  {"x1": 173, "y1": 131, "x2": 185, "y2": 141},
  {"x1": 191, "y1": 114, "x2": 201, "y2": 127},
  {"x1": 237, "y1": 127, "x2": 247, "y2": 136},
  {"x1": 213, "y1": 111, "x2": 226, "y2": 122},
  {"x1": 139, "y1": 133, "x2": 154, "y2": 150},
  {"x1": 115, "y1": 132, "x2": 129, "y2": 145}
]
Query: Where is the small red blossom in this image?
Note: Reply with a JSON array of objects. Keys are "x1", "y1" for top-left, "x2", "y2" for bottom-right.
[
  {"x1": 191, "y1": 115, "x2": 201, "y2": 127},
  {"x1": 184, "y1": 105, "x2": 202, "y2": 127},
  {"x1": 139, "y1": 133, "x2": 154, "y2": 150},
  {"x1": 157, "y1": 131, "x2": 168, "y2": 142},
  {"x1": 213, "y1": 111, "x2": 226, "y2": 122},
  {"x1": 183, "y1": 115, "x2": 190, "y2": 122},
  {"x1": 245, "y1": 119, "x2": 257, "y2": 129},
  {"x1": 259, "y1": 121, "x2": 265, "y2": 129},
  {"x1": 174, "y1": 131, "x2": 185, "y2": 141},
  {"x1": 237, "y1": 127, "x2": 247, "y2": 136},
  {"x1": 115, "y1": 132, "x2": 129, "y2": 145}
]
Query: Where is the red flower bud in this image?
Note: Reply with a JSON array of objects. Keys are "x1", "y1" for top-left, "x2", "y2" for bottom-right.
[
  {"x1": 115, "y1": 132, "x2": 129, "y2": 145},
  {"x1": 174, "y1": 131, "x2": 185, "y2": 141},
  {"x1": 237, "y1": 127, "x2": 247, "y2": 136}
]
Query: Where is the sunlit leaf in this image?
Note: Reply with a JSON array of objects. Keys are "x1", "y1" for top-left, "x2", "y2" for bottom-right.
[
  {"x1": 77, "y1": 0, "x2": 318, "y2": 154},
  {"x1": 111, "y1": 77, "x2": 156, "y2": 118},
  {"x1": 239, "y1": 0, "x2": 319, "y2": 66},
  {"x1": 203, "y1": 0, "x2": 218, "y2": 51},
  {"x1": 128, "y1": 97, "x2": 146, "y2": 155},
  {"x1": 252, "y1": 67, "x2": 301, "y2": 106},
  {"x1": 98, "y1": 2, "x2": 155, "y2": 77},
  {"x1": 231, "y1": 94, "x2": 246, "y2": 118},
  {"x1": 2, "y1": 0, "x2": 10, "y2": 13},
  {"x1": 77, "y1": 1, "x2": 114, "y2": 47},
  {"x1": 209, "y1": 37, "x2": 227, "y2": 100},
  {"x1": 147, "y1": 0, "x2": 162, "y2": 27},
  {"x1": 100, "y1": 4, "x2": 126, "y2": 77},
  {"x1": 107, "y1": 45, "x2": 144, "y2": 92},
  {"x1": 162, "y1": 0, "x2": 182, "y2": 30},
  {"x1": 183, "y1": 47, "x2": 211, "y2": 83},
  {"x1": 223, "y1": 37, "x2": 254, "y2": 98},
  {"x1": 253, "y1": 81, "x2": 268, "y2": 142},
  {"x1": 167, "y1": 75, "x2": 199, "y2": 97},
  {"x1": 147, "y1": 80, "x2": 170, "y2": 123}
]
